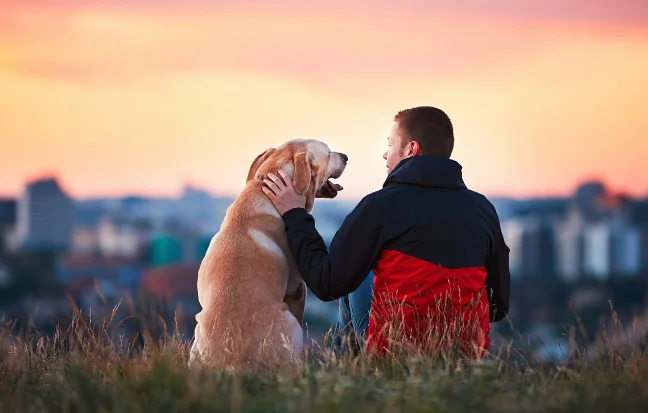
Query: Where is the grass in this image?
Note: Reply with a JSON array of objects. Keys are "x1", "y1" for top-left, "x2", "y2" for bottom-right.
[{"x1": 1, "y1": 300, "x2": 648, "y2": 412}]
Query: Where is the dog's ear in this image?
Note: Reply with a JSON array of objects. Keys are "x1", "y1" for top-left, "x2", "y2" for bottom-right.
[
  {"x1": 292, "y1": 152, "x2": 312, "y2": 195},
  {"x1": 246, "y1": 148, "x2": 275, "y2": 183}
]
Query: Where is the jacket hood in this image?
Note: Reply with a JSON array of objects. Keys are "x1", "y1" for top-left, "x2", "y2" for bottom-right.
[{"x1": 383, "y1": 156, "x2": 466, "y2": 189}]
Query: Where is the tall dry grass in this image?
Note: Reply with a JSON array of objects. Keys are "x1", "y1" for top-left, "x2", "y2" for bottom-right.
[{"x1": 1, "y1": 296, "x2": 648, "y2": 412}]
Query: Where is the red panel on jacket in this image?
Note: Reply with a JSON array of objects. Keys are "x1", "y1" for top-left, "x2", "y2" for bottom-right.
[{"x1": 367, "y1": 249, "x2": 491, "y2": 357}]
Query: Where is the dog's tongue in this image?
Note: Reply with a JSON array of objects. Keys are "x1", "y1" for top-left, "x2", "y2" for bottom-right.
[
  {"x1": 329, "y1": 181, "x2": 343, "y2": 191},
  {"x1": 318, "y1": 180, "x2": 343, "y2": 198}
]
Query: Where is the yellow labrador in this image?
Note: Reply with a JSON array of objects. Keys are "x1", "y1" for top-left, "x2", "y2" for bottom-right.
[{"x1": 189, "y1": 139, "x2": 347, "y2": 371}]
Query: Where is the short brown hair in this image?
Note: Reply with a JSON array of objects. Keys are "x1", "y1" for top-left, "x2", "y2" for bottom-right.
[{"x1": 394, "y1": 106, "x2": 454, "y2": 158}]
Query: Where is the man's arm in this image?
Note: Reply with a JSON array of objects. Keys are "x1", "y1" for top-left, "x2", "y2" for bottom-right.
[
  {"x1": 281, "y1": 196, "x2": 383, "y2": 302},
  {"x1": 484, "y1": 205, "x2": 511, "y2": 322}
]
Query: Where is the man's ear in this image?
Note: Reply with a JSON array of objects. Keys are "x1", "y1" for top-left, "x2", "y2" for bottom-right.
[
  {"x1": 292, "y1": 152, "x2": 312, "y2": 195},
  {"x1": 246, "y1": 148, "x2": 275, "y2": 183},
  {"x1": 405, "y1": 140, "x2": 421, "y2": 157}
]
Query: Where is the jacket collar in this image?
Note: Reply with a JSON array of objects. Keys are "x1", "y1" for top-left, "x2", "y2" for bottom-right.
[{"x1": 383, "y1": 156, "x2": 467, "y2": 189}]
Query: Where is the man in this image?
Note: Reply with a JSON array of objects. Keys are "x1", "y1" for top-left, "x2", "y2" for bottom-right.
[{"x1": 262, "y1": 106, "x2": 510, "y2": 357}]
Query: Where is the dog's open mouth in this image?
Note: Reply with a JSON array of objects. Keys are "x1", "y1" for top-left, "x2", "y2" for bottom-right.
[{"x1": 316, "y1": 178, "x2": 343, "y2": 199}]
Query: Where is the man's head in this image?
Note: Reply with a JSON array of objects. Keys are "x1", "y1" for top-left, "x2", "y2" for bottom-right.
[{"x1": 383, "y1": 106, "x2": 454, "y2": 174}]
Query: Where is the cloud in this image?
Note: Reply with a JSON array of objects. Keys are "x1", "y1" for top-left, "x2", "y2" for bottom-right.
[
  {"x1": 0, "y1": 8, "x2": 568, "y2": 85},
  {"x1": 4, "y1": 0, "x2": 648, "y2": 24}
]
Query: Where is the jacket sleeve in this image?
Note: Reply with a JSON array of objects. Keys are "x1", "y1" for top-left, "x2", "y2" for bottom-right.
[
  {"x1": 281, "y1": 196, "x2": 383, "y2": 302},
  {"x1": 485, "y1": 204, "x2": 511, "y2": 323}
]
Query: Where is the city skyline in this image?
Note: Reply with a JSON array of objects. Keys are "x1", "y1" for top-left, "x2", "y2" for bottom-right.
[
  {"x1": 2, "y1": 1, "x2": 648, "y2": 199},
  {"x1": 3, "y1": 173, "x2": 647, "y2": 283},
  {"x1": 0, "y1": 172, "x2": 645, "y2": 202}
]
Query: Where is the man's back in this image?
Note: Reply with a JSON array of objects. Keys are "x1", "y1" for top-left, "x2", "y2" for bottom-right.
[
  {"x1": 378, "y1": 159, "x2": 499, "y2": 272},
  {"x1": 356, "y1": 155, "x2": 510, "y2": 355}
]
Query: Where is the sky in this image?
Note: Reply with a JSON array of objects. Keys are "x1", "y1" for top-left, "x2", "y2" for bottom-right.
[{"x1": 1, "y1": 0, "x2": 648, "y2": 200}]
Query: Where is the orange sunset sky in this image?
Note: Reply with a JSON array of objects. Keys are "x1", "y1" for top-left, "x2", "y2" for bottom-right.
[{"x1": 1, "y1": 0, "x2": 648, "y2": 201}]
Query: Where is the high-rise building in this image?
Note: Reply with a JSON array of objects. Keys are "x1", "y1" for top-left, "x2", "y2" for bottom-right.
[
  {"x1": 96, "y1": 216, "x2": 150, "y2": 259},
  {"x1": 502, "y1": 216, "x2": 556, "y2": 278},
  {"x1": 583, "y1": 222, "x2": 612, "y2": 279},
  {"x1": 554, "y1": 209, "x2": 585, "y2": 281},
  {"x1": 574, "y1": 181, "x2": 607, "y2": 221},
  {"x1": 610, "y1": 220, "x2": 641, "y2": 277},
  {"x1": 582, "y1": 219, "x2": 641, "y2": 279},
  {"x1": 15, "y1": 177, "x2": 73, "y2": 251},
  {"x1": 501, "y1": 219, "x2": 524, "y2": 277},
  {"x1": 0, "y1": 199, "x2": 16, "y2": 254}
]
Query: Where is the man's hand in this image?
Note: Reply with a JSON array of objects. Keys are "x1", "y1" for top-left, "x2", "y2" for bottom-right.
[{"x1": 262, "y1": 170, "x2": 307, "y2": 216}]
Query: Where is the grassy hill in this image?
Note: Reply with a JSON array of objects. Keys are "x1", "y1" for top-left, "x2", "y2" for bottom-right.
[{"x1": 1, "y1": 305, "x2": 647, "y2": 413}]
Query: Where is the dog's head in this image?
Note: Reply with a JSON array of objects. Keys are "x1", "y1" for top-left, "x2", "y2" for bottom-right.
[{"x1": 247, "y1": 139, "x2": 348, "y2": 212}]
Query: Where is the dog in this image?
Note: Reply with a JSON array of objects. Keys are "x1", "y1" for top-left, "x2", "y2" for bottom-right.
[{"x1": 189, "y1": 138, "x2": 347, "y2": 371}]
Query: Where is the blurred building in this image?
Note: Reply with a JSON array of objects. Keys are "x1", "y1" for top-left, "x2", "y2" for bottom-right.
[
  {"x1": 554, "y1": 209, "x2": 585, "y2": 282},
  {"x1": 0, "y1": 262, "x2": 10, "y2": 287},
  {"x1": 583, "y1": 222, "x2": 612, "y2": 279},
  {"x1": 502, "y1": 216, "x2": 556, "y2": 278},
  {"x1": 71, "y1": 226, "x2": 99, "y2": 255},
  {"x1": 150, "y1": 234, "x2": 184, "y2": 266},
  {"x1": 58, "y1": 253, "x2": 147, "y2": 290},
  {"x1": 310, "y1": 200, "x2": 357, "y2": 246},
  {"x1": 0, "y1": 198, "x2": 16, "y2": 254},
  {"x1": 176, "y1": 185, "x2": 235, "y2": 236},
  {"x1": 627, "y1": 200, "x2": 648, "y2": 273},
  {"x1": 140, "y1": 263, "x2": 201, "y2": 330},
  {"x1": 96, "y1": 216, "x2": 151, "y2": 259},
  {"x1": 15, "y1": 177, "x2": 73, "y2": 251},
  {"x1": 574, "y1": 181, "x2": 607, "y2": 221},
  {"x1": 579, "y1": 191, "x2": 641, "y2": 279},
  {"x1": 553, "y1": 181, "x2": 642, "y2": 282},
  {"x1": 611, "y1": 221, "x2": 641, "y2": 277},
  {"x1": 149, "y1": 221, "x2": 211, "y2": 266},
  {"x1": 501, "y1": 219, "x2": 524, "y2": 277},
  {"x1": 640, "y1": 227, "x2": 648, "y2": 273}
]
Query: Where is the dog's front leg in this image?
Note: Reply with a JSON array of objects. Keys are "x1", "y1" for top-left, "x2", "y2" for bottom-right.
[{"x1": 283, "y1": 280, "x2": 306, "y2": 327}]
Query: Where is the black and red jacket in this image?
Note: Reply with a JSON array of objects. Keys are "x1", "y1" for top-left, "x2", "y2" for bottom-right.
[{"x1": 282, "y1": 155, "x2": 510, "y2": 355}]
